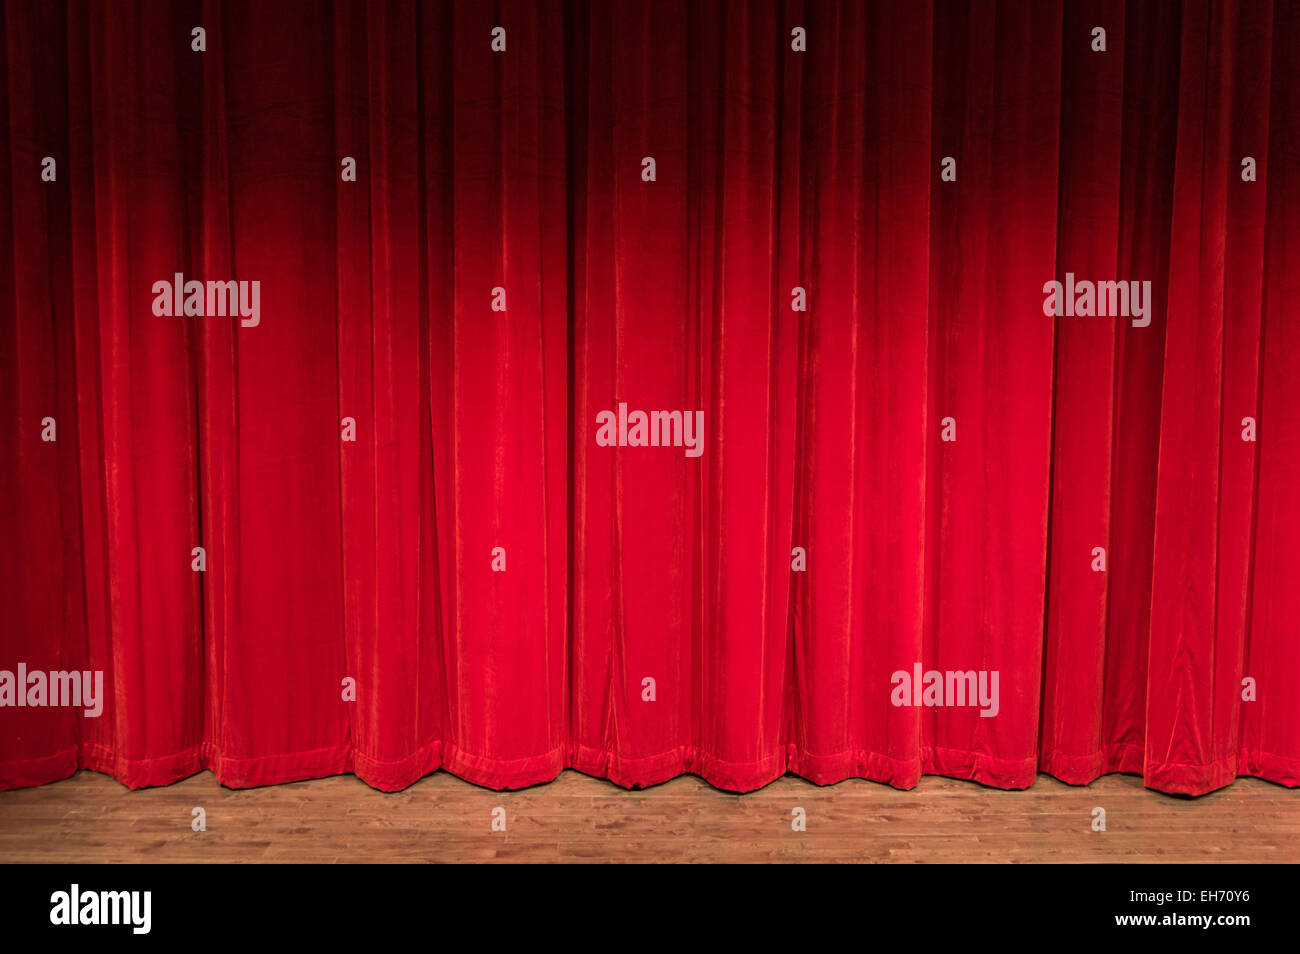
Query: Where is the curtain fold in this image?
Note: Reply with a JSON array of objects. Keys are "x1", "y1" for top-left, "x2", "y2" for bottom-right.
[{"x1": 2, "y1": 0, "x2": 1297, "y2": 797}]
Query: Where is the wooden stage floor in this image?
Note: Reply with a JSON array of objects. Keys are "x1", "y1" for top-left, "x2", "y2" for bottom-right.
[{"x1": 1, "y1": 769, "x2": 1295, "y2": 863}]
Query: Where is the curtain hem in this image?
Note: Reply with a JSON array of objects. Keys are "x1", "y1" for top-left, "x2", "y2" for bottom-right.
[{"x1": 3, "y1": 741, "x2": 1296, "y2": 797}]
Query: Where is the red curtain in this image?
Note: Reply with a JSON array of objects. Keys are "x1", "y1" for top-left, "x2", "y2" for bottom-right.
[{"x1": 2, "y1": 0, "x2": 1297, "y2": 798}]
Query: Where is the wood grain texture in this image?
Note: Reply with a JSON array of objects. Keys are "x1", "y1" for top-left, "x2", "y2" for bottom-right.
[{"x1": 1, "y1": 770, "x2": 1295, "y2": 863}]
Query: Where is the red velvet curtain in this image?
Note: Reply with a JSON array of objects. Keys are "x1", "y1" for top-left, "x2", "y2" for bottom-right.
[{"x1": 2, "y1": 0, "x2": 1297, "y2": 797}]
